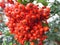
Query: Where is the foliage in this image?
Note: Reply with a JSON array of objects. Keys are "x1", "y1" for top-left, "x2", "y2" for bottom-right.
[
  {"x1": 37, "y1": 0, "x2": 48, "y2": 6},
  {"x1": 50, "y1": 0, "x2": 60, "y2": 16},
  {"x1": 18, "y1": 0, "x2": 34, "y2": 5},
  {"x1": 45, "y1": 0, "x2": 60, "y2": 45}
]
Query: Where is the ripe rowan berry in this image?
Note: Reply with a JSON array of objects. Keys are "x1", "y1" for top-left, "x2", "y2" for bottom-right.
[{"x1": 4, "y1": 2, "x2": 50, "y2": 45}]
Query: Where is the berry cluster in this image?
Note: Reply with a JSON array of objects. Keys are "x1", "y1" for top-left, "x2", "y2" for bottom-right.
[
  {"x1": 4, "y1": 3, "x2": 50, "y2": 45},
  {"x1": 0, "y1": 2, "x2": 5, "y2": 8}
]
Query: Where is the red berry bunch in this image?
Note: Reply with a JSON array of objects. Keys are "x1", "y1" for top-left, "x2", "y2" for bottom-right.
[
  {"x1": 0, "y1": 2, "x2": 5, "y2": 8},
  {"x1": 4, "y1": 3, "x2": 50, "y2": 45}
]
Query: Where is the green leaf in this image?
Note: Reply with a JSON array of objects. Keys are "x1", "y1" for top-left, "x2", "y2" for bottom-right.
[
  {"x1": 24, "y1": 41, "x2": 30, "y2": 45},
  {"x1": 32, "y1": 40, "x2": 38, "y2": 45},
  {"x1": 3, "y1": 41, "x2": 6, "y2": 45},
  {"x1": 0, "y1": 40, "x2": 3, "y2": 43},
  {"x1": 17, "y1": 0, "x2": 34, "y2": 5},
  {"x1": 5, "y1": 31, "x2": 11, "y2": 36},
  {"x1": 23, "y1": 0, "x2": 34, "y2": 3},
  {"x1": 37, "y1": 0, "x2": 48, "y2": 6},
  {"x1": 22, "y1": 1, "x2": 28, "y2": 5},
  {"x1": 30, "y1": 0, "x2": 34, "y2": 2},
  {"x1": 18, "y1": 0, "x2": 21, "y2": 3},
  {"x1": 56, "y1": 36, "x2": 60, "y2": 42},
  {"x1": 9, "y1": 42, "x2": 12, "y2": 45}
]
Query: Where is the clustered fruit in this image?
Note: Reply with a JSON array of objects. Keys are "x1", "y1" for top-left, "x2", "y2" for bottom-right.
[
  {"x1": 4, "y1": 2, "x2": 50, "y2": 45},
  {"x1": 0, "y1": 2, "x2": 5, "y2": 8}
]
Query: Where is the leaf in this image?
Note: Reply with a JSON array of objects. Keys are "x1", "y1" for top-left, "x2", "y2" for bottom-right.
[
  {"x1": 37, "y1": 0, "x2": 48, "y2": 6},
  {"x1": 32, "y1": 40, "x2": 38, "y2": 45},
  {"x1": 56, "y1": 36, "x2": 60, "y2": 42},
  {"x1": 18, "y1": 0, "x2": 22, "y2": 3},
  {"x1": 0, "y1": 40, "x2": 3, "y2": 43},
  {"x1": 23, "y1": 0, "x2": 34, "y2": 2},
  {"x1": 22, "y1": 1, "x2": 28, "y2": 5},
  {"x1": 24, "y1": 41, "x2": 30, "y2": 45},
  {"x1": 3, "y1": 41, "x2": 6, "y2": 45},
  {"x1": 30, "y1": 0, "x2": 34, "y2": 2},
  {"x1": 9, "y1": 42, "x2": 12, "y2": 45},
  {"x1": 5, "y1": 31, "x2": 11, "y2": 36},
  {"x1": 17, "y1": 0, "x2": 34, "y2": 5}
]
